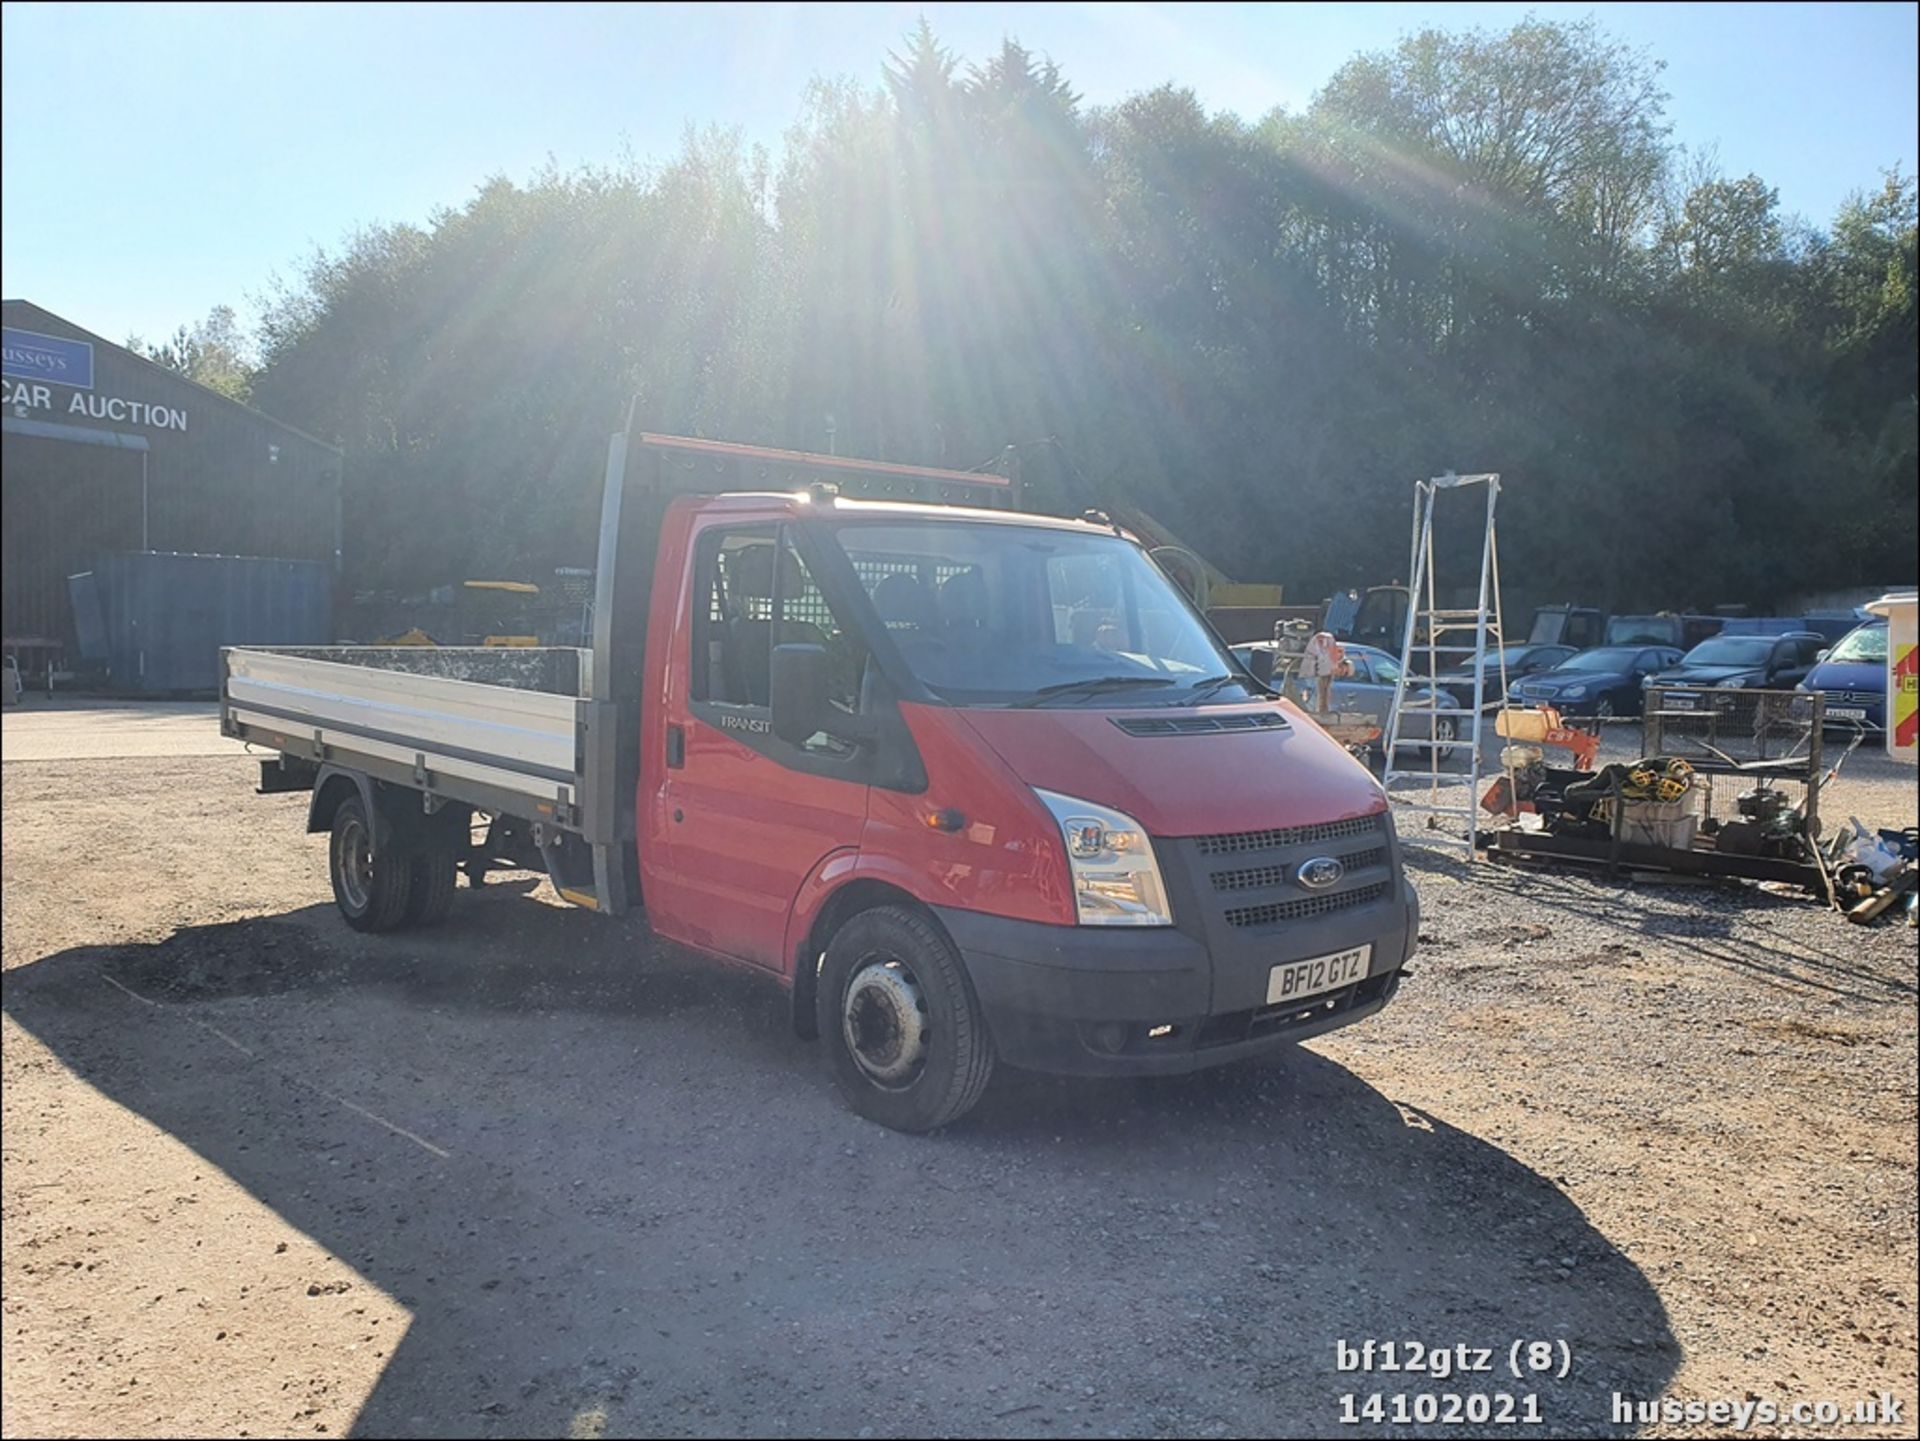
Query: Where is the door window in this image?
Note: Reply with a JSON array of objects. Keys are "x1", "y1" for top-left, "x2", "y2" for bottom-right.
[
  {"x1": 692, "y1": 527, "x2": 779, "y2": 707},
  {"x1": 775, "y1": 533, "x2": 865, "y2": 754},
  {"x1": 690, "y1": 524, "x2": 865, "y2": 752}
]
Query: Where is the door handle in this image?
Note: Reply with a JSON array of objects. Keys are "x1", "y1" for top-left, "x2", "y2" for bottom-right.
[{"x1": 666, "y1": 723, "x2": 685, "y2": 769}]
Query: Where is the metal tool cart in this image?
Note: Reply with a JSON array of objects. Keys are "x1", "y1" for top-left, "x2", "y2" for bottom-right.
[{"x1": 1478, "y1": 687, "x2": 1834, "y2": 891}]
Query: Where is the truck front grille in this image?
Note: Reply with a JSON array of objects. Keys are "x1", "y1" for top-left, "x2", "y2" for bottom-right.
[
  {"x1": 1192, "y1": 812, "x2": 1385, "y2": 856},
  {"x1": 1209, "y1": 846, "x2": 1388, "y2": 892},
  {"x1": 1223, "y1": 881, "x2": 1390, "y2": 928}
]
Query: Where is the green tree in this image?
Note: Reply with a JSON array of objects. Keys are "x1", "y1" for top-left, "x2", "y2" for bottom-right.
[
  {"x1": 129, "y1": 304, "x2": 255, "y2": 401},
  {"x1": 1660, "y1": 173, "x2": 1784, "y2": 279},
  {"x1": 238, "y1": 17, "x2": 1915, "y2": 610}
]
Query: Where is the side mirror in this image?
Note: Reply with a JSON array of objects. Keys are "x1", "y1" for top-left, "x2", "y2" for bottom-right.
[
  {"x1": 1816, "y1": 648, "x2": 1830, "y2": 662},
  {"x1": 771, "y1": 643, "x2": 834, "y2": 747},
  {"x1": 1243, "y1": 648, "x2": 1275, "y2": 687}
]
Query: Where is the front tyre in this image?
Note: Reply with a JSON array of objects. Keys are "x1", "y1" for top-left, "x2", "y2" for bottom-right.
[{"x1": 817, "y1": 905, "x2": 995, "y2": 1132}]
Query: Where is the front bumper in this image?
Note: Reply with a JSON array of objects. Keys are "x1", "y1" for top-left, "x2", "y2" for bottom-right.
[
  {"x1": 1805, "y1": 694, "x2": 1886, "y2": 730},
  {"x1": 934, "y1": 876, "x2": 1419, "y2": 1077}
]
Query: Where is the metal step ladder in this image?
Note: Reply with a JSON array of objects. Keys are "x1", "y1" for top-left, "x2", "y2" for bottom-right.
[{"x1": 1381, "y1": 472, "x2": 1508, "y2": 860}]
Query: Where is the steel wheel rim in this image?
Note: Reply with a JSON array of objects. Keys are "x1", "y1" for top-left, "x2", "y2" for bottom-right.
[
  {"x1": 334, "y1": 813, "x2": 373, "y2": 911},
  {"x1": 842, "y1": 955, "x2": 931, "y2": 1089}
]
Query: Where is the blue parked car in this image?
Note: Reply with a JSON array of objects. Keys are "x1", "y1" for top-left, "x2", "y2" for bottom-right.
[
  {"x1": 1798, "y1": 619, "x2": 1889, "y2": 730},
  {"x1": 1506, "y1": 645, "x2": 1683, "y2": 717}
]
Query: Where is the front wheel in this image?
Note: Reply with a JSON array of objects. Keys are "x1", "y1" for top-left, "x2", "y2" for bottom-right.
[
  {"x1": 1595, "y1": 696, "x2": 1618, "y2": 720},
  {"x1": 817, "y1": 905, "x2": 995, "y2": 1132}
]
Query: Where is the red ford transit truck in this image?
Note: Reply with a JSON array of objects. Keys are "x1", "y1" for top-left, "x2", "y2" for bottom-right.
[{"x1": 223, "y1": 427, "x2": 1419, "y2": 1130}]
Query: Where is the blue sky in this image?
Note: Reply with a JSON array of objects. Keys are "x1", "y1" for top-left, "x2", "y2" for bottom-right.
[{"x1": 3, "y1": 2, "x2": 1914, "y2": 347}]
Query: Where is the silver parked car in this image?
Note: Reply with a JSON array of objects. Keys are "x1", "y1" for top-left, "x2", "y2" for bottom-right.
[{"x1": 1232, "y1": 641, "x2": 1460, "y2": 754}]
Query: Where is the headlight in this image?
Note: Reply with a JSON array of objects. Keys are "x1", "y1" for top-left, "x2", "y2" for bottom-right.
[
  {"x1": 1034, "y1": 789, "x2": 1173, "y2": 927},
  {"x1": 1559, "y1": 684, "x2": 1589, "y2": 700},
  {"x1": 1716, "y1": 676, "x2": 1750, "y2": 689}
]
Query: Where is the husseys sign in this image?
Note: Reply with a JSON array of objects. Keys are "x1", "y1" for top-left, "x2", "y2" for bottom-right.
[
  {"x1": 2, "y1": 326, "x2": 93, "y2": 389},
  {"x1": 2, "y1": 325, "x2": 188, "y2": 433}
]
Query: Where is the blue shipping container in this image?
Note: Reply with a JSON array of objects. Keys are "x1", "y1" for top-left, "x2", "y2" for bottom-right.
[{"x1": 67, "y1": 550, "x2": 333, "y2": 693}]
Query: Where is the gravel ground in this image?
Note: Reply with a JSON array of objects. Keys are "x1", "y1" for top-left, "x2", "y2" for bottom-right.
[{"x1": 3, "y1": 721, "x2": 1915, "y2": 1439}]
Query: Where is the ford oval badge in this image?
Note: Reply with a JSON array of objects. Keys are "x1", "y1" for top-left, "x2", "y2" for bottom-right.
[{"x1": 1297, "y1": 856, "x2": 1344, "y2": 890}]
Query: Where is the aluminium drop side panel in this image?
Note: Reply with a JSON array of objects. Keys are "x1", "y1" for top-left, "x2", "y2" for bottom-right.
[
  {"x1": 262, "y1": 644, "x2": 584, "y2": 694},
  {"x1": 223, "y1": 648, "x2": 588, "y2": 814}
]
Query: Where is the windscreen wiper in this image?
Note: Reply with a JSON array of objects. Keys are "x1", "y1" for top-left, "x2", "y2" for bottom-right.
[
  {"x1": 1187, "y1": 672, "x2": 1259, "y2": 700},
  {"x1": 1010, "y1": 676, "x2": 1178, "y2": 708}
]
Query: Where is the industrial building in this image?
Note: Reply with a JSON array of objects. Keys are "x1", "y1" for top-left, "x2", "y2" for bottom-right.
[{"x1": 3, "y1": 299, "x2": 342, "y2": 686}]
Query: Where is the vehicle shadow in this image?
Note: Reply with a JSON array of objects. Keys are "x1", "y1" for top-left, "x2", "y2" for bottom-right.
[{"x1": 4, "y1": 896, "x2": 1677, "y2": 1439}]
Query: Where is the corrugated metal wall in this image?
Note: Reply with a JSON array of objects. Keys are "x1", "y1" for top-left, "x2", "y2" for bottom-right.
[
  {"x1": 68, "y1": 551, "x2": 333, "y2": 693},
  {"x1": 3, "y1": 301, "x2": 341, "y2": 651},
  {"x1": 1, "y1": 431, "x2": 146, "y2": 640}
]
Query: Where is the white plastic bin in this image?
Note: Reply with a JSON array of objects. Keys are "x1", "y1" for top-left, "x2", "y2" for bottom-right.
[{"x1": 1617, "y1": 797, "x2": 1699, "y2": 849}]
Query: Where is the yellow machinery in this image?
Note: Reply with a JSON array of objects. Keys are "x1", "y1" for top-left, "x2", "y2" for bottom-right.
[
  {"x1": 379, "y1": 581, "x2": 543, "y2": 647},
  {"x1": 1109, "y1": 504, "x2": 1310, "y2": 645}
]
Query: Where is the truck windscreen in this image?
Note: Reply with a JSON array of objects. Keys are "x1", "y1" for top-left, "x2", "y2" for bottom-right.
[{"x1": 827, "y1": 520, "x2": 1253, "y2": 707}]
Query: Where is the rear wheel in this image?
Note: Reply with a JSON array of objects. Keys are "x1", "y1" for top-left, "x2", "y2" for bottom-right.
[
  {"x1": 817, "y1": 905, "x2": 995, "y2": 1132},
  {"x1": 405, "y1": 845, "x2": 459, "y2": 927},
  {"x1": 329, "y1": 796, "x2": 413, "y2": 932}
]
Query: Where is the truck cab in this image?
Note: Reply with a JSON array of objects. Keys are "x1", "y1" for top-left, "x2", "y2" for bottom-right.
[
  {"x1": 226, "y1": 431, "x2": 1419, "y2": 1131},
  {"x1": 629, "y1": 482, "x2": 1416, "y2": 1128}
]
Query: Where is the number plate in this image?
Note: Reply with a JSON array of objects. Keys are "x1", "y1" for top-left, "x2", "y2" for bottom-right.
[
  {"x1": 1827, "y1": 706, "x2": 1867, "y2": 720},
  {"x1": 1665, "y1": 694, "x2": 1698, "y2": 709},
  {"x1": 1267, "y1": 944, "x2": 1372, "y2": 1006}
]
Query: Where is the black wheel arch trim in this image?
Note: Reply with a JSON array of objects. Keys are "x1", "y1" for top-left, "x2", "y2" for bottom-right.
[{"x1": 791, "y1": 876, "x2": 936, "y2": 1040}]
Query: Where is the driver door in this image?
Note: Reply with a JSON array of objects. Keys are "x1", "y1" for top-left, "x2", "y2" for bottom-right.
[{"x1": 648, "y1": 522, "x2": 870, "y2": 972}]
